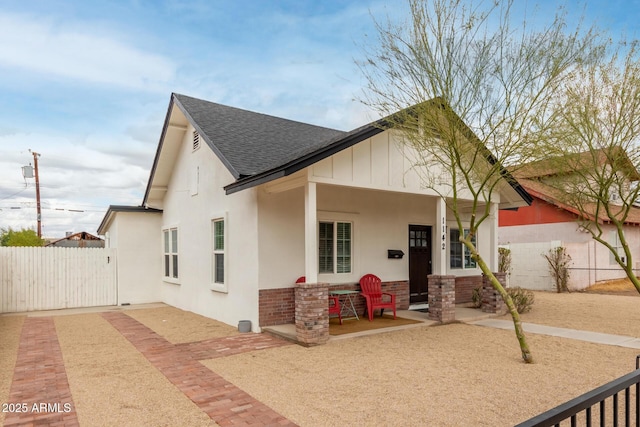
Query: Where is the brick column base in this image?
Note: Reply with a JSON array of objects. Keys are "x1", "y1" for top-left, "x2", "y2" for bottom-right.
[
  {"x1": 295, "y1": 282, "x2": 329, "y2": 346},
  {"x1": 427, "y1": 275, "x2": 456, "y2": 323},
  {"x1": 482, "y1": 272, "x2": 508, "y2": 314}
]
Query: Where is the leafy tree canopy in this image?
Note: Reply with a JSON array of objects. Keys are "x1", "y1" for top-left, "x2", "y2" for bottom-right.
[{"x1": 0, "y1": 227, "x2": 45, "y2": 247}]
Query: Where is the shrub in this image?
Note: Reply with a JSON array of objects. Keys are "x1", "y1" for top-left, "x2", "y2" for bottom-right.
[
  {"x1": 543, "y1": 246, "x2": 572, "y2": 293},
  {"x1": 471, "y1": 286, "x2": 482, "y2": 308},
  {"x1": 506, "y1": 287, "x2": 534, "y2": 313},
  {"x1": 498, "y1": 247, "x2": 512, "y2": 275}
]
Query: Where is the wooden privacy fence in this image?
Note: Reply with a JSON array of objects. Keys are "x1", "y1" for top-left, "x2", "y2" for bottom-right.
[{"x1": 0, "y1": 247, "x2": 117, "y2": 313}]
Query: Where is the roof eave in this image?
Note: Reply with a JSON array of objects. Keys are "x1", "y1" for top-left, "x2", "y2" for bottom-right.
[
  {"x1": 97, "y1": 205, "x2": 163, "y2": 235},
  {"x1": 142, "y1": 94, "x2": 176, "y2": 206},
  {"x1": 431, "y1": 99, "x2": 533, "y2": 206},
  {"x1": 224, "y1": 124, "x2": 385, "y2": 194}
]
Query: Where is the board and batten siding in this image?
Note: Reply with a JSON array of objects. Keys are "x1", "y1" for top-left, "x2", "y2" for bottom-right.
[
  {"x1": 0, "y1": 247, "x2": 117, "y2": 313},
  {"x1": 310, "y1": 131, "x2": 447, "y2": 196}
]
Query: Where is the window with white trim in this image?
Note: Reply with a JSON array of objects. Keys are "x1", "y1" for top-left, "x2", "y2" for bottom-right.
[
  {"x1": 610, "y1": 230, "x2": 624, "y2": 264},
  {"x1": 319, "y1": 221, "x2": 352, "y2": 274},
  {"x1": 163, "y1": 228, "x2": 179, "y2": 279},
  {"x1": 213, "y1": 219, "x2": 225, "y2": 283},
  {"x1": 450, "y1": 228, "x2": 477, "y2": 269}
]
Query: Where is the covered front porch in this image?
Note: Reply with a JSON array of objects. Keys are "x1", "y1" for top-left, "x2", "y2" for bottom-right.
[
  {"x1": 263, "y1": 304, "x2": 500, "y2": 344},
  {"x1": 256, "y1": 175, "x2": 505, "y2": 345}
]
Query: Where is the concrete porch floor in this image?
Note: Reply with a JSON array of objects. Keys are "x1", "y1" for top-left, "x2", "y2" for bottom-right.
[{"x1": 263, "y1": 306, "x2": 498, "y2": 343}]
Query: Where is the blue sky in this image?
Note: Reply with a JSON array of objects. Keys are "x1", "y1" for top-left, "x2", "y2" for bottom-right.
[{"x1": 0, "y1": 0, "x2": 638, "y2": 237}]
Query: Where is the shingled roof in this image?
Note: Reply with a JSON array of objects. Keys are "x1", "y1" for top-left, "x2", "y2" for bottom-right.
[
  {"x1": 514, "y1": 147, "x2": 640, "y2": 181},
  {"x1": 518, "y1": 178, "x2": 640, "y2": 225},
  {"x1": 173, "y1": 93, "x2": 346, "y2": 178},
  {"x1": 142, "y1": 93, "x2": 531, "y2": 202}
]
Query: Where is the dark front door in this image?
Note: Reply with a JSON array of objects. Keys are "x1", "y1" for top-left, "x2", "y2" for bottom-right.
[{"x1": 409, "y1": 225, "x2": 432, "y2": 303}]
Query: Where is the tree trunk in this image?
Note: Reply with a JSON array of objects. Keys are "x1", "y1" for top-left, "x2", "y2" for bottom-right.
[
  {"x1": 476, "y1": 256, "x2": 534, "y2": 364},
  {"x1": 628, "y1": 271, "x2": 640, "y2": 295}
]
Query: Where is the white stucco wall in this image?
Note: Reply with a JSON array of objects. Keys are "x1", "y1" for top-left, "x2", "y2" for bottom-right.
[
  {"x1": 257, "y1": 184, "x2": 490, "y2": 289},
  {"x1": 159, "y1": 125, "x2": 260, "y2": 331},
  {"x1": 106, "y1": 211, "x2": 162, "y2": 304},
  {"x1": 499, "y1": 222, "x2": 592, "y2": 245},
  {"x1": 255, "y1": 129, "x2": 501, "y2": 290},
  {"x1": 502, "y1": 241, "x2": 558, "y2": 291},
  {"x1": 565, "y1": 225, "x2": 640, "y2": 287},
  {"x1": 315, "y1": 185, "x2": 438, "y2": 283},
  {"x1": 144, "y1": 126, "x2": 510, "y2": 328},
  {"x1": 257, "y1": 186, "x2": 305, "y2": 288},
  {"x1": 501, "y1": 223, "x2": 640, "y2": 290}
]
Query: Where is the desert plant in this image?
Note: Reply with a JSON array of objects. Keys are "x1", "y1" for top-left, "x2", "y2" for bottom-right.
[
  {"x1": 506, "y1": 287, "x2": 535, "y2": 314},
  {"x1": 543, "y1": 246, "x2": 572, "y2": 293},
  {"x1": 498, "y1": 247, "x2": 512, "y2": 276},
  {"x1": 471, "y1": 286, "x2": 482, "y2": 308}
]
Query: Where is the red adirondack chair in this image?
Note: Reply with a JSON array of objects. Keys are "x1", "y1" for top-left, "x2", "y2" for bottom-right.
[
  {"x1": 296, "y1": 277, "x2": 342, "y2": 324},
  {"x1": 359, "y1": 274, "x2": 396, "y2": 321}
]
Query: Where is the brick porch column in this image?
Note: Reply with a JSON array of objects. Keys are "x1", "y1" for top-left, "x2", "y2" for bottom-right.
[
  {"x1": 427, "y1": 275, "x2": 456, "y2": 323},
  {"x1": 295, "y1": 282, "x2": 329, "y2": 346},
  {"x1": 482, "y1": 272, "x2": 508, "y2": 314}
]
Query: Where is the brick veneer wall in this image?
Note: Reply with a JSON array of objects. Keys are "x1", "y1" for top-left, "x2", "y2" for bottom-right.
[
  {"x1": 258, "y1": 280, "x2": 409, "y2": 326},
  {"x1": 455, "y1": 275, "x2": 483, "y2": 304},
  {"x1": 295, "y1": 282, "x2": 329, "y2": 345},
  {"x1": 482, "y1": 272, "x2": 508, "y2": 314},
  {"x1": 383, "y1": 281, "x2": 410, "y2": 310},
  {"x1": 259, "y1": 288, "x2": 295, "y2": 327},
  {"x1": 427, "y1": 275, "x2": 456, "y2": 323},
  {"x1": 326, "y1": 280, "x2": 409, "y2": 318}
]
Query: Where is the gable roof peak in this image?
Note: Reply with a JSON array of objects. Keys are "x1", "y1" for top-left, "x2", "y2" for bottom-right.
[{"x1": 171, "y1": 93, "x2": 346, "y2": 178}]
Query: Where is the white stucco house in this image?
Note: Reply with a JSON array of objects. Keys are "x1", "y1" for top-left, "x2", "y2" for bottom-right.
[{"x1": 98, "y1": 93, "x2": 531, "y2": 337}]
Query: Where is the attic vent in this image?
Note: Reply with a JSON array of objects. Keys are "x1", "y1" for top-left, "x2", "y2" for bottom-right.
[{"x1": 193, "y1": 131, "x2": 201, "y2": 151}]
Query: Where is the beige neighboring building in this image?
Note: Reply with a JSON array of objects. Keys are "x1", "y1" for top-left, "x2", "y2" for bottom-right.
[
  {"x1": 98, "y1": 93, "x2": 530, "y2": 334},
  {"x1": 46, "y1": 231, "x2": 104, "y2": 248}
]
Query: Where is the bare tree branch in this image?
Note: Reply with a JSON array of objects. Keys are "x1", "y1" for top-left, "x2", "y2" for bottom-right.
[{"x1": 358, "y1": 0, "x2": 602, "y2": 363}]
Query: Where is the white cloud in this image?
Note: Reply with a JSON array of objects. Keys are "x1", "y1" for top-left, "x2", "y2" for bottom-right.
[
  {"x1": 0, "y1": 13, "x2": 176, "y2": 91},
  {"x1": 0, "y1": 131, "x2": 152, "y2": 237}
]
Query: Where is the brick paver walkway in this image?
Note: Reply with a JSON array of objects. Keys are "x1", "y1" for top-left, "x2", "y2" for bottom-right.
[
  {"x1": 102, "y1": 312, "x2": 296, "y2": 426},
  {"x1": 4, "y1": 317, "x2": 79, "y2": 427}
]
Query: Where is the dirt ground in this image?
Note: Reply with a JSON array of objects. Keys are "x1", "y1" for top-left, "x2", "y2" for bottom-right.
[
  {"x1": 585, "y1": 277, "x2": 639, "y2": 296},
  {"x1": 1, "y1": 290, "x2": 640, "y2": 426}
]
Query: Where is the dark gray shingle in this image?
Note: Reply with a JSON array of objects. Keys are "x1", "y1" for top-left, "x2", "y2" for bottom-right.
[{"x1": 173, "y1": 93, "x2": 346, "y2": 177}]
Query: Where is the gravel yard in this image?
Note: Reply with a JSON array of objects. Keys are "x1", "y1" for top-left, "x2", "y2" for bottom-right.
[{"x1": 1, "y1": 290, "x2": 639, "y2": 426}]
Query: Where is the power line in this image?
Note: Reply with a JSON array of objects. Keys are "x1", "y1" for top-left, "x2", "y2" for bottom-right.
[
  {"x1": 0, "y1": 186, "x2": 28, "y2": 201},
  {"x1": 0, "y1": 205, "x2": 109, "y2": 213}
]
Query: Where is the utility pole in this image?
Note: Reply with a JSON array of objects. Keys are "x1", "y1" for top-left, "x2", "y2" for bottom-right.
[{"x1": 31, "y1": 151, "x2": 42, "y2": 238}]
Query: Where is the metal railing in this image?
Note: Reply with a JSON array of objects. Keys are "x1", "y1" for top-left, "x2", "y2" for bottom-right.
[{"x1": 516, "y1": 356, "x2": 640, "y2": 427}]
